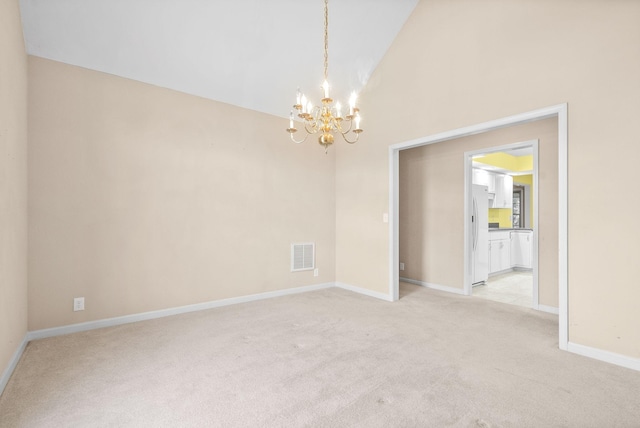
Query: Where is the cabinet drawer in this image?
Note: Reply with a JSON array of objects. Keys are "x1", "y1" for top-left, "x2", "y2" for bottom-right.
[{"x1": 489, "y1": 231, "x2": 511, "y2": 241}]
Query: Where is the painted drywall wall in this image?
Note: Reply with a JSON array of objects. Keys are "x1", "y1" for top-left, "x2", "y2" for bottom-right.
[
  {"x1": 28, "y1": 57, "x2": 336, "y2": 330},
  {"x1": 0, "y1": 0, "x2": 28, "y2": 384},
  {"x1": 336, "y1": 0, "x2": 640, "y2": 358},
  {"x1": 398, "y1": 118, "x2": 558, "y2": 307}
]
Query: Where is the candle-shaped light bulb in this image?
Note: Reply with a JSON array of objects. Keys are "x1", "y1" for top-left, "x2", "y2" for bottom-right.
[
  {"x1": 289, "y1": 111, "x2": 294, "y2": 129},
  {"x1": 296, "y1": 88, "x2": 301, "y2": 106},
  {"x1": 355, "y1": 112, "x2": 361, "y2": 129},
  {"x1": 301, "y1": 94, "x2": 307, "y2": 113},
  {"x1": 349, "y1": 92, "x2": 357, "y2": 115},
  {"x1": 307, "y1": 101, "x2": 313, "y2": 115},
  {"x1": 336, "y1": 102, "x2": 342, "y2": 118},
  {"x1": 322, "y1": 80, "x2": 329, "y2": 99}
]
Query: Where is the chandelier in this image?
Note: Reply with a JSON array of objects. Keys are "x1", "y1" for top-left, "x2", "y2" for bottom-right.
[{"x1": 286, "y1": 0, "x2": 363, "y2": 153}]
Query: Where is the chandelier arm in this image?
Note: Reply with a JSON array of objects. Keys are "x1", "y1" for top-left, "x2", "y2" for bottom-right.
[
  {"x1": 338, "y1": 118, "x2": 353, "y2": 134},
  {"x1": 340, "y1": 131, "x2": 360, "y2": 145},
  {"x1": 290, "y1": 131, "x2": 309, "y2": 144},
  {"x1": 303, "y1": 120, "x2": 319, "y2": 135}
]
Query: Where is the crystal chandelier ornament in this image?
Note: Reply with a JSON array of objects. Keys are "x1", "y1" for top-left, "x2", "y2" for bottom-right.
[{"x1": 286, "y1": 0, "x2": 363, "y2": 153}]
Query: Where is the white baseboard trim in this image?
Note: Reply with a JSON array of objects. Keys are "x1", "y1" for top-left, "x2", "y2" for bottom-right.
[
  {"x1": 0, "y1": 336, "x2": 29, "y2": 396},
  {"x1": 488, "y1": 268, "x2": 514, "y2": 277},
  {"x1": 536, "y1": 304, "x2": 559, "y2": 315},
  {"x1": 400, "y1": 277, "x2": 467, "y2": 295},
  {"x1": 335, "y1": 282, "x2": 394, "y2": 302},
  {"x1": 568, "y1": 342, "x2": 640, "y2": 372},
  {"x1": 27, "y1": 282, "x2": 334, "y2": 341}
]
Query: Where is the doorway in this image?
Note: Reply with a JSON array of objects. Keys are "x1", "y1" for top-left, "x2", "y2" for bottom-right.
[
  {"x1": 389, "y1": 104, "x2": 568, "y2": 351},
  {"x1": 466, "y1": 141, "x2": 538, "y2": 310}
]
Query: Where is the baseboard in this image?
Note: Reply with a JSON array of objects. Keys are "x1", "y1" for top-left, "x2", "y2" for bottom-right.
[
  {"x1": 568, "y1": 342, "x2": 640, "y2": 372},
  {"x1": 0, "y1": 335, "x2": 29, "y2": 396},
  {"x1": 488, "y1": 268, "x2": 514, "y2": 277},
  {"x1": 536, "y1": 304, "x2": 559, "y2": 315},
  {"x1": 27, "y1": 282, "x2": 335, "y2": 341},
  {"x1": 335, "y1": 282, "x2": 394, "y2": 302},
  {"x1": 400, "y1": 277, "x2": 466, "y2": 295}
]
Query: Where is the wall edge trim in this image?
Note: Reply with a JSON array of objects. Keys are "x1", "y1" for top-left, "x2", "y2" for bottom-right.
[
  {"x1": 0, "y1": 336, "x2": 29, "y2": 397},
  {"x1": 537, "y1": 304, "x2": 559, "y2": 315},
  {"x1": 399, "y1": 277, "x2": 467, "y2": 295},
  {"x1": 567, "y1": 342, "x2": 640, "y2": 372},
  {"x1": 26, "y1": 283, "x2": 335, "y2": 341},
  {"x1": 335, "y1": 282, "x2": 394, "y2": 301}
]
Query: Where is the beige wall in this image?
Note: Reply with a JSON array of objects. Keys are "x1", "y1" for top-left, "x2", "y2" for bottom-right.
[
  {"x1": 28, "y1": 57, "x2": 336, "y2": 330},
  {"x1": 399, "y1": 118, "x2": 558, "y2": 307},
  {"x1": 0, "y1": 0, "x2": 28, "y2": 380},
  {"x1": 336, "y1": 0, "x2": 640, "y2": 358}
]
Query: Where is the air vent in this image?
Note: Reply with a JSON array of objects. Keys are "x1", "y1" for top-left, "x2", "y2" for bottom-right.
[{"x1": 291, "y1": 243, "x2": 315, "y2": 272}]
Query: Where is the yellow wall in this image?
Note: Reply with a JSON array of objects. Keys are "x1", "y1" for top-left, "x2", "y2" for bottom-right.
[
  {"x1": 488, "y1": 208, "x2": 512, "y2": 228},
  {"x1": 0, "y1": 0, "x2": 28, "y2": 385},
  {"x1": 337, "y1": 0, "x2": 640, "y2": 358},
  {"x1": 28, "y1": 57, "x2": 337, "y2": 330}
]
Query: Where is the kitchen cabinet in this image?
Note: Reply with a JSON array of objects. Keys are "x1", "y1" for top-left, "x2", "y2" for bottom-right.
[
  {"x1": 491, "y1": 174, "x2": 513, "y2": 209},
  {"x1": 489, "y1": 239, "x2": 511, "y2": 273},
  {"x1": 488, "y1": 231, "x2": 511, "y2": 274},
  {"x1": 472, "y1": 169, "x2": 495, "y2": 193},
  {"x1": 473, "y1": 169, "x2": 513, "y2": 209},
  {"x1": 511, "y1": 230, "x2": 533, "y2": 269}
]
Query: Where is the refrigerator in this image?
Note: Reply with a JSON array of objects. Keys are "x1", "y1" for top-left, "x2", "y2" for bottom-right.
[{"x1": 472, "y1": 184, "x2": 489, "y2": 285}]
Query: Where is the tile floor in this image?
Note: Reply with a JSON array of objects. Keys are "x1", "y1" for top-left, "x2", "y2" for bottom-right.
[{"x1": 473, "y1": 270, "x2": 533, "y2": 308}]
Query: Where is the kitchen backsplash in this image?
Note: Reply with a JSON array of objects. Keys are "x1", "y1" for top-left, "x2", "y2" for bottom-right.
[{"x1": 488, "y1": 208, "x2": 512, "y2": 228}]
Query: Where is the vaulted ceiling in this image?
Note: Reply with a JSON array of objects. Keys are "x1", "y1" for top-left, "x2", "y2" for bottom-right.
[{"x1": 19, "y1": 0, "x2": 418, "y2": 118}]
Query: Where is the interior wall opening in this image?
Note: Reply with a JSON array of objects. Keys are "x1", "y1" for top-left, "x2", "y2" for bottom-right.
[{"x1": 389, "y1": 104, "x2": 568, "y2": 350}]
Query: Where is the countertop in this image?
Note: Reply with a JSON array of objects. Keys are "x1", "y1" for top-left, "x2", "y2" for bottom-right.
[{"x1": 489, "y1": 228, "x2": 533, "y2": 231}]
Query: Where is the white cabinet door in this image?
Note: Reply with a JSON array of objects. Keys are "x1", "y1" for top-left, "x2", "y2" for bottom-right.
[
  {"x1": 510, "y1": 231, "x2": 532, "y2": 269},
  {"x1": 492, "y1": 174, "x2": 513, "y2": 209},
  {"x1": 472, "y1": 169, "x2": 495, "y2": 192},
  {"x1": 489, "y1": 239, "x2": 511, "y2": 273},
  {"x1": 489, "y1": 241, "x2": 499, "y2": 273}
]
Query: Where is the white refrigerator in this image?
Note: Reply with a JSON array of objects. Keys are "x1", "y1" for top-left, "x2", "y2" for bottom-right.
[{"x1": 472, "y1": 184, "x2": 489, "y2": 285}]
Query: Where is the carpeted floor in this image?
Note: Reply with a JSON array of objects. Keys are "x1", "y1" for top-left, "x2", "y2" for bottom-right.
[{"x1": 2, "y1": 283, "x2": 640, "y2": 427}]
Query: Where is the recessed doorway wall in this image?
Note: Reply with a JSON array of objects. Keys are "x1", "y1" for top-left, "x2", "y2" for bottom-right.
[{"x1": 389, "y1": 104, "x2": 567, "y2": 350}]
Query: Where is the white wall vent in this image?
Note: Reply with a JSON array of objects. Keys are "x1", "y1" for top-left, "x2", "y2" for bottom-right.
[{"x1": 291, "y1": 243, "x2": 315, "y2": 272}]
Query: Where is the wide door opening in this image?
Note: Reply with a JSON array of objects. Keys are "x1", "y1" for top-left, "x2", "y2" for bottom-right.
[{"x1": 389, "y1": 104, "x2": 568, "y2": 349}]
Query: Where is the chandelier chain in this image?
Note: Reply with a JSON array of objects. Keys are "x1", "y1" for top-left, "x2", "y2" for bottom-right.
[{"x1": 323, "y1": 0, "x2": 329, "y2": 82}]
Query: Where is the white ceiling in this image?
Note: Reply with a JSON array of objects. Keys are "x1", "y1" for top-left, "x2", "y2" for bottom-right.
[{"x1": 19, "y1": 0, "x2": 418, "y2": 119}]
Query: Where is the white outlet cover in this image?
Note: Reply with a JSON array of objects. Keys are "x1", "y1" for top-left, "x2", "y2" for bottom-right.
[{"x1": 73, "y1": 297, "x2": 85, "y2": 311}]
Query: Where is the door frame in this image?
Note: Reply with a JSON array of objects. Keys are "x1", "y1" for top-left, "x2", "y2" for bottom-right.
[
  {"x1": 388, "y1": 103, "x2": 568, "y2": 351},
  {"x1": 463, "y1": 139, "x2": 539, "y2": 309}
]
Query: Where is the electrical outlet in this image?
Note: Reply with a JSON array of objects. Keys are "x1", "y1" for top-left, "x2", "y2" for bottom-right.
[
  {"x1": 383, "y1": 213, "x2": 389, "y2": 223},
  {"x1": 73, "y1": 297, "x2": 85, "y2": 311},
  {"x1": 399, "y1": 262, "x2": 405, "y2": 271},
  {"x1": 313, "y1": 268, "x2": 319, "y2": 277}
]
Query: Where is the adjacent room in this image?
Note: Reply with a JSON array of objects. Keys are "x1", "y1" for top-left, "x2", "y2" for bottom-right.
[{"x1": 2, "y1": 0, "x2": 640, "y2": 426}]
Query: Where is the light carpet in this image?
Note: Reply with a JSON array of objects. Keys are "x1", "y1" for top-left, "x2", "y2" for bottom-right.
[{"x1": 2, "y1": 283, "x2": 640, "y2": 427}]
